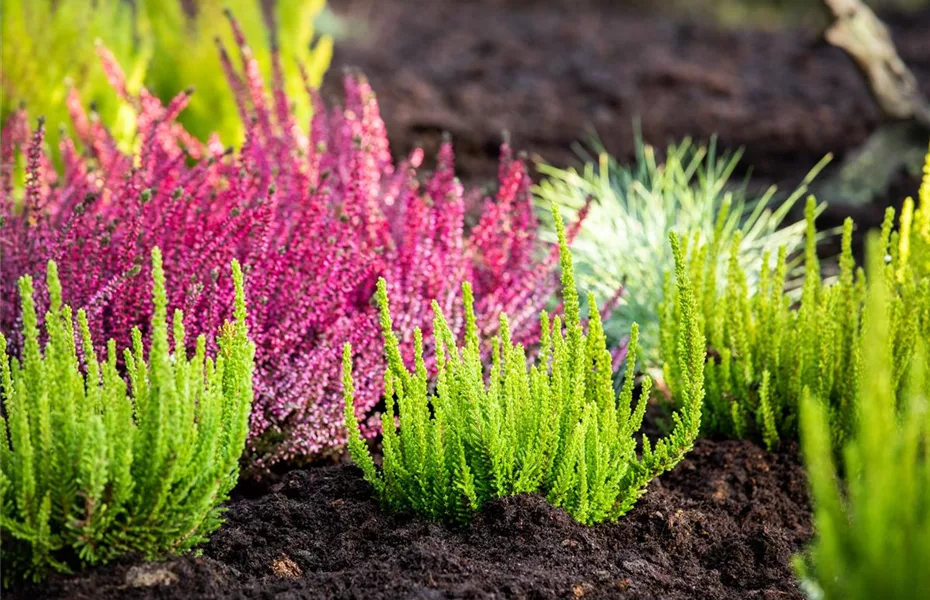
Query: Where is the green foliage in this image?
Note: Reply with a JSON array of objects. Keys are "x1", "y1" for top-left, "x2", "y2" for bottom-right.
[
  {"x1": 1, "y1": 0, "x2": 332, "y2": 154},
  {"x1": 343, "y1": 206, "x2": 706, "y2": 525},
  {"x1": 660, "y1": 193, "x2": 930, "y2": 449},
  {"x1": 535, "y1": 134, "x2": 828, "y2": 368},
  {"x1": 1, "y1": 0, "x2": 141, "y2": 156},
  {"x1": 141, "y1": 0, "x2": 332, "y2": 144},
  {"x1": 907, "y1": 145, "x2": 930, "y2": 280},
  {"x1": 0, "y1": 248, "x2": 255, "y2": 586},
  {"x1": 795, "y1": 234, "x2": 930, "y2": 600}
]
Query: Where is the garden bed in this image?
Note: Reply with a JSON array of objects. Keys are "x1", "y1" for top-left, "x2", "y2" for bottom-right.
[
  {"x1": 13, "y1": 439, "x2": 809, "y2": 600},
  {"x1": 6, "y1": 1, "x2": 930, "y2": 598}
]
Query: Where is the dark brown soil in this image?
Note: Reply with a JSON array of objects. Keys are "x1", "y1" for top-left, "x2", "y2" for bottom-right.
[
  {"x1": 323, "y1": 0, "x2": 930, "y2": 191},
  {"x1": 12, "y1": 439, "x2": 810, "y2": 600}
]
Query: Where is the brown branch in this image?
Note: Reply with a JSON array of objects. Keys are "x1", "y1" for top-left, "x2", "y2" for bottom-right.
[{"x1": 822, "y1": 0, "x2": 930, "y2": 127}]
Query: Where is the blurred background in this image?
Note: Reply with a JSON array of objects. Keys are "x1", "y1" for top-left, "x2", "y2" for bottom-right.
[
  {"x1": 320, "y1": 0, "x2": 929, "y2": 200},
  {"x1": 3, "y1": 0, "x2": 929, "y2": 202}
]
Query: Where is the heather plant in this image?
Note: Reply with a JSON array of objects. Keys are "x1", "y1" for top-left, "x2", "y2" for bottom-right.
[
  {"x1": 535, "y1": 135, "x2": 829, "y2": 368},
  {"x1": 1, "y1": 0, "x2": 141, "y2": 160},
  {"x1": 907, "y1": 145, "x2": 930, "y2": 279},
  {"x1": 660, "y1": 194, "x2": 930, "y2": 449},
  {"x1": 0, "y1": 0, "x2": 331, "y2": 156},
  {"x1": 0, "y1": 248, "x2": 254, "y2": 586},
  {"x1": 0, "y1": 19, "x2": 571, "y2": 473},
  {"x1": 342, "y1": 206, "x2": 705, "y2": 525},
  {"x1": 795, "y1": 237, "x2": 930, "y2": 600},
  {"x1": 141, "y1": 0, "x2": 332, "y2": 144}
]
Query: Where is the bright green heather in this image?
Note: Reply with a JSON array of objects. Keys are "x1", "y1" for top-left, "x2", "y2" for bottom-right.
[
  {"x1": 795, "y1": 235, "x2": 930, "y2": 600},
  {"x1": 0, "y1": 248, "x2": 255, "y2": 585},
  {"x1": 660, "y1": 195, "x2": 930, "y2": 450},
  {"x1": 343, "y1": 206, "x2": 706, "y2": 525},
  {"x1": 141, "y1": 0, "x2": 333, "y2": 144},
  {"x1": 908, "y1": 145, "x2": 930, "y2": 279},
  {"x1": 1, "y1": 0, "x2": 332, "y2": 155}
]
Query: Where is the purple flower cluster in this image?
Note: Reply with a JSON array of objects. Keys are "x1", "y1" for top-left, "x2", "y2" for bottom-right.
[{"x1": 0, "y1": 18, "x2": 584, "y2": 473}]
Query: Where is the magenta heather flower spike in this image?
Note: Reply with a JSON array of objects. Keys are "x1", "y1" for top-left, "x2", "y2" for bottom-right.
[{"x1": 0, "y1": 24, "x2": 594, "y2": 475}]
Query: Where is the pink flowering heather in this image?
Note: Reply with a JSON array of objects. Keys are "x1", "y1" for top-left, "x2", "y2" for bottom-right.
[{"x1": 0, "y1": 17, "x2": 587, "y2": 474}]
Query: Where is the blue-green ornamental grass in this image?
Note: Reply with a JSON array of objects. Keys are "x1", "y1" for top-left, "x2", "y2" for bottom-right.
[
  {"x1": 0, "y1": 248, "x2": 254, "y2": 586},
  {"x1": 342, "y1": 205, "x2": 706, "y2": 525},
  {"x1": 535, "y1": 134, "x2": 829, "y2": 368}
]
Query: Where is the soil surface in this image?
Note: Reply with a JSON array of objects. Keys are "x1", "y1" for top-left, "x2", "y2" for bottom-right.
[
  {"x1": 12, "y1": 439, "x2": 810, "y2": 600},
  {"x1": 323, "y1": 0, "x2": 930, "y2": 194}
]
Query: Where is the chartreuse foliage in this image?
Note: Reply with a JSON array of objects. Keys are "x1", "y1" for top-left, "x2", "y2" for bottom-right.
[
  {"x1": 343, "y1": 206, "x2": 705, "y2": 525},
  {"x1": 0, "y1": 248, "x2": 254, "y2": 586},
  {"x1": 141, "y1": 0, "x2": 332, "y2": 144},
  {"x1": 660, "y1": 187, "x2": 930, "y2": 449},
  {"x1": 0, "y1": 0, "x2": 140, "y2": 163},
  {"x1": 795, "y1": 235, "x2": 930, "y2": 600},
  {"x1": 907, "y1": 145, "x2": 930, "y2": 279},
  {"x1": 1, "y1": 0, "x2": 331, "y2": 152}
]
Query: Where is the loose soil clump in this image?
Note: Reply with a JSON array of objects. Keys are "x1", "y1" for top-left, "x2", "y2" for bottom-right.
[{"x1": 14, "y1": 439, "x2": 810, "y2": 599}]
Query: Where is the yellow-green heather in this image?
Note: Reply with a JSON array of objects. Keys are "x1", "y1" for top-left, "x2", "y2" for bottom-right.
[
  {"x1": 660, "y1": 174, "x2": 930, "y2": 449},
  {"x1": 342, "y1": 205, "x2": 706, "y2": 525},
  {"x1": 0, "y1": 248, "x2": 254, "y2": 586},
  {"x1": 795, "y1": 232, "x2": 930, "y2": 599},
  {"x1": 1, "y1": 0, "x2": 331, "y2": 156}
]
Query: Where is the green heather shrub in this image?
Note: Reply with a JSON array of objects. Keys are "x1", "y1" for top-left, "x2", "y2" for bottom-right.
[
  {"x1": 795, "y1": 237, "x2": 930, "y2": 600},
  {"x1": 908, "y1": 146, "x2": 930, "y2": 279},
  {"x1": 342, "y1": 206, "x2": 706, "y2": 525},
  {"x1": 660, "y1": 194, "x2": 930, "y2": 449},
  {"x1": 1, "y1": 0, "x2": 140, "y2": 161},
  {"x1": 141, "y1": 0, "x2": 332, "y2": 144},
  {"x1": 1, "y1": 0, "x2": 331, "y2": 154},
  {"x1": 0, "y1": 248, "x2": 254, "y2": 585},
  {"x1": 535, "y1": 134, "x2": 829, "y2": 368}
]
